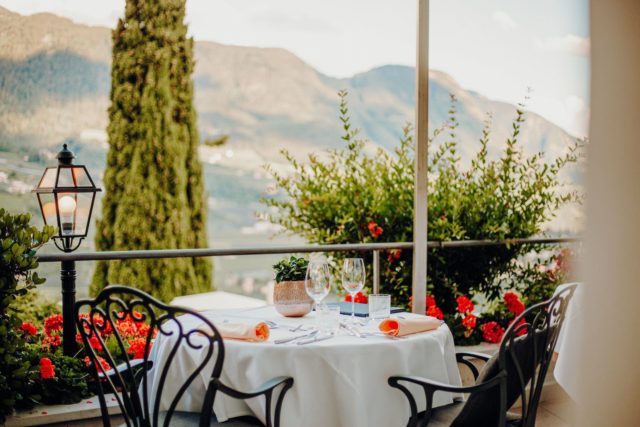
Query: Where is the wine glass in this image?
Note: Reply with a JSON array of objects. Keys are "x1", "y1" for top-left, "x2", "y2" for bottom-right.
[
  {"x1": 305, "y1": 261, "x2": 332, "y2": 326},
  {"x1": 342, "y1": 258, "x2": 365, "y2": 322}
]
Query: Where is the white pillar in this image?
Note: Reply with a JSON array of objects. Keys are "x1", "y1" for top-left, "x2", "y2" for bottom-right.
[
  {"x1": 578, "y1": 1, "x2": 640, "y2": 425},
  {"x1": 412, "y1": 0, "x2": 429, "y2": 314}
]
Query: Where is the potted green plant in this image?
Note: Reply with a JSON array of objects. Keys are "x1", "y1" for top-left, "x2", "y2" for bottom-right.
[{"x1": 272, "y1": 256, "x2": 314, "y2": 317}]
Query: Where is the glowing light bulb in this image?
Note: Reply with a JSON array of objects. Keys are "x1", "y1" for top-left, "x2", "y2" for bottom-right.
[{"x1": 58, "y1": 195, "x2": 76, "y2": 235}]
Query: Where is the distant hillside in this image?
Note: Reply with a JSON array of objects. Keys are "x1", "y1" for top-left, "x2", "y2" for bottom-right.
[{"x1": 0, "y1": 5, "x2": 578, "y2": 167}]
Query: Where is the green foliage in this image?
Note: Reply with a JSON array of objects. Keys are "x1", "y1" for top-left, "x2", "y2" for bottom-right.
[
  {"x1": 92, "y1": 0, "x2": 212, "y2": 302},
  {"x1": 12, "y1": 292, "x2": 59, "y2": 325},
  {"x1": 23, "y1": 351, "x2": 91, "y2": 406},
  {"x1": 263, "y1": 91, "x2": 582, "y2": 313},
  {"x1": 0, "y1": 209, "x2": 52, "y2": 422},
  {"x1": 273, "y1": 256, "x2": 309, "y2": 282}
]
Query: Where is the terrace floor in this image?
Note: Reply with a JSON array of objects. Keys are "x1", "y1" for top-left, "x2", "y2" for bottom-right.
[{"x1": 8, "y1": 372, "x2": 578, "y2": 427}]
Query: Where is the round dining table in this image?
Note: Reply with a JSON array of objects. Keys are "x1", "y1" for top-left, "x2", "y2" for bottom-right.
[{"x1": 145, "y1": 305, "x2": 462, "y2": 427}]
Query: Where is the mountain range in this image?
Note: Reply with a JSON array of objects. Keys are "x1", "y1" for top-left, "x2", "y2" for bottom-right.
[
  {"x1": 0, "y1": 5, "x2": 577, "y2": 167},
  {"x1": 0, "y1": 5, "x2": 583, "y2": 297}
]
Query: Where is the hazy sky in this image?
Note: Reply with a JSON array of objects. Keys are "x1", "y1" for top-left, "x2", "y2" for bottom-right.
[{"x1": 0, "y1": 0, "x2": 590, "y2": 136}]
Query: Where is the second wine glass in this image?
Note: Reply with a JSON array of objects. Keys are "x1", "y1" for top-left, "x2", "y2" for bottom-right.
[
  {"x1": 342, "y1": 258, "x2": 365, "y2": 322},
  {"x1": 305, "y1": 261, "x2": 332, "y2": 328}
]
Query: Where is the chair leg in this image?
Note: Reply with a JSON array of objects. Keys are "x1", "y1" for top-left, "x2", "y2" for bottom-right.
[{"x1": 273, "y1": 379, "x2": 294, "y2": 427}]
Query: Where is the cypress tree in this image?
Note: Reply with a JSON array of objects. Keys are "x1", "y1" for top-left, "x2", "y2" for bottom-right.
[{"x1": 91, "y1": 0, "x2": 212, "y2": 301}]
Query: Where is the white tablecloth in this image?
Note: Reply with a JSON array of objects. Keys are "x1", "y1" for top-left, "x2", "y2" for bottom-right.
[
  {"x1": 146, "y1": 306, "x2": 462, "y2": 427},
  {"x1": 553, "y1": 282, "x2": 583, "y2": 401}
]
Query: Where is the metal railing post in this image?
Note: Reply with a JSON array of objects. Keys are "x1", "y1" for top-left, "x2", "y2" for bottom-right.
[
  {"x1": 373, "y1": 250, "x2": 380, "y2": 294},
  {"x1": 61, "y1": 259, "x2": 77, "y2": 356}
]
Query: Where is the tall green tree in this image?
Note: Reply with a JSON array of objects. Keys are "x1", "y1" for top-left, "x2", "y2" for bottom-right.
[{"x1": 92, "y1": 0, "x2": 211, "y2": 301}]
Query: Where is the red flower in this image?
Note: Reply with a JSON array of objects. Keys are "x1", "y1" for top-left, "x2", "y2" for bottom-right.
[
  {"x1": 116, "y1": 318, "x2": 138, "y2": 337},
  {"x1": 39, "y1": 357, "x2": 56, "y2": 379},
  {"x1": 426, "y1": 305, "x2": 444, "y2": 320},
  {"x1": 127, "y1": 338, "x2": 150, "y2": 359},
  {"x1": 456, "y1": 296, "x2": 474, "y2": 314},
  {"x1": 387, "y1": 249, "x2": 402, "y2": 263},
  {"x1": 344, "y1": 292, "x2": 368, "y2": 304},
  {"x1": 367, "y1": 221, "x2": 383, "y2": 238},
  {"x1": 20, "y1": 322, "x2": 38, "y2": 336},
  {"x1": 481, "y1": 321, "x2": 505, "y2": 344},
  {"x1": 78, "y1": 313, "x2": 113, "y2": 337},
  {"x1": 44, "y1": 314, "x2": 63, "y2": 335},
  {"x1": 503, "y1": 292, "x2": 525, "y2": 315},
  {"x1": 84, "y1": 356, "x2": 111, "y2": 373},
  {"x1": 462, "y1": 313, "x2": 477, "y2": 330},
  {"x1": 426, "y1": 295, "x2": 436, "y2": 308},
  {"x1": 42, "y1": 334, "x2": 61, "y2": 349}
]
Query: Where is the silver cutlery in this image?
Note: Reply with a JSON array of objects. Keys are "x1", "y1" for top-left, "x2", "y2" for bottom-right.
[
  {"x1": 274, "y1": 330, "x2": 318, "y2": 344},
  {"x1": 264, "y1": 320, "x2": 280, "y2": 329},
  {"x1": 288, "y1": 324, "x2": 303, "y2": 332},
  {"x1": 297, "y1": 334, "x2": 334, "y2": 345},
  {"x1": 340, "y1": 322, "x2": 364, "y2": 338}
]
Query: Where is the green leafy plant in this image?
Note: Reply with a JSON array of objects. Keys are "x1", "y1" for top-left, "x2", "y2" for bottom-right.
[
  {"x1": 262, "y1": 90, "x2": 582, "y2": 325},
  {"x1": 0, "y1": 209, "x2": 53, "y2": 421},
  {"x1": 13, "y1": 291, "x2": 60, "y2": 325},
  {"x1": 22, "y1": 351, "x2": 91, "y2": 405},
  {"x1": 273, "y1": 256, "x2": 310, "y2": 282}
]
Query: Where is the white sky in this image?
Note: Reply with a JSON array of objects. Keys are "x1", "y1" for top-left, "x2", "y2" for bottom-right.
[{"x1": 0, "y1": 0, "x2": 590, "y2": 136}]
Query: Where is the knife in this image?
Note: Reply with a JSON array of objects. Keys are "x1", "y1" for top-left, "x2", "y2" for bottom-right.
[
  {"x1": 274, "y1": 330, "x2": 318, "y2": 344},
  {"x1": 296, "y1": 334, "x2": 334, "y2": 345}
]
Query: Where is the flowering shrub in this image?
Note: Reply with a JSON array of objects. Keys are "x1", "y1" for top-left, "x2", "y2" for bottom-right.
[
  {"x1": 0, "y1": 210, "x2": 53, "y2": 422},
  {"x1": 263, "y1": 90, "x2": 581, "y2": 344},
  {"x1": 7, "y1": 309, "x2": 158, "y2": 413}
]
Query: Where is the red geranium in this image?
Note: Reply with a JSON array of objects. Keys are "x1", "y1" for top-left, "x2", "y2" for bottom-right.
[
  {"x1": 503, "y1": 292, "x2": 525, "y2": 315},
  {"x1": 42, "y1": 334, "x2": 61, "y2": 350},
  {"x1": 44, "y1": 314, "x2": 63, "y2": 335},
  {"x1": 20, "y1": 322, "x2": 38, "y2": 336},
  {"x1": 367, "y1": 221, "x2": 383, "y2": 238},
  {"x1": 127, "y1": 338, "x2": 150, "y2": 359},
  {"x1": 456, "y1": 296, "x2": 474, "y2": 314},
  {"x1": 387, "y1": 249, "x2": 402, "y2": 263},
  {"x1": 39, "y1": 357, "x2": 56, "y2": 379},
  {"x1": 84, "y1": 356, "x2": 111, "y2": 373},
  {"x1": 78, "y1": 313, "x2": 113, "y2": 337},
  {"x1": 426, "y1": 305, "x2": 444, "y2": 320},
  {"x1": 481, "y1": 321, "x2": 505, "y2": 343},
  {"x1": 462, "y1": 313, "x2": 477, "y2": 330},
  {"x1": 426, "y1": 295, "x2": 436, "y2": 308}
]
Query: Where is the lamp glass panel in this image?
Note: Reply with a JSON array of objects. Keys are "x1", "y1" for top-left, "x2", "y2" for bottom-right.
[
  {"x1": 38, "y1": 168, "x2": 57, "y2": 189},
  {"x1": 71, "y1": 192, "x2": 95, "y2": 236},
  {"x1": 56, "y1": 167, "x2": 76, "y2": 188},
  {"x1": 38, "y1": 193, "x2": 58, "y2": 228},
  {"x1": 71, "y1": 166, "x2": 92, "y2": 187}
]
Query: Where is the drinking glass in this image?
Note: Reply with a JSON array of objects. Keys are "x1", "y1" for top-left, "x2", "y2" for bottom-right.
[
  {"x1": 342, "y1": 258, "x2": 365, "y2": 322},
  {"x1": 368, "y1": 294, "x2": 391, "y2": 320},
  {"x1": 317, "y1": 304, "x2": 341, "y2": 335},
  {"x1": 305, "y1": 262, "x2": 332, "y2": 328}
]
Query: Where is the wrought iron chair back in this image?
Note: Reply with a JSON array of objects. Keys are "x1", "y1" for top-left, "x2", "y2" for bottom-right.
[
  {"x1": 75, "y1": 285, "x2": 225, "y2": 427},
  {"x1": 495, "y1": 283, "x2": 577, "y2": 427}
]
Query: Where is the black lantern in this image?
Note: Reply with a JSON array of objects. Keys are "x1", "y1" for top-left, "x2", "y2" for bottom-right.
[
  {"x1": 33, "y1": 144, "x2": 101, "y2": 252},
  {"x1": 33, "y1": 144, "x2": 101, "y2": 356}
]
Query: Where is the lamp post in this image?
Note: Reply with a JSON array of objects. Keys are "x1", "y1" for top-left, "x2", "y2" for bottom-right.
[{"x1": 33, "y1": 144, "x2": 101, "y2": 356}]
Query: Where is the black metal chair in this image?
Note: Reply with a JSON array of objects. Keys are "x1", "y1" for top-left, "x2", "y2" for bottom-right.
[
  {"x1": 388, "y1": 284, "x2": 577, "y2": 427},
  {"x1": 75, "y1": 285, "x2": 294, "y2": 427}
]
